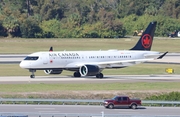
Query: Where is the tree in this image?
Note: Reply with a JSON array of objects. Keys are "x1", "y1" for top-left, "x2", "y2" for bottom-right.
[
  {"x1": 0, "y1": 21, "x2": 7, "y2": 36},
  {"x1": 39, "y1": 19, "x2": 61, "y2": 38},
  {"x1": 33, "y1": 0, "x2": 65, "y2": 21},
  {"x1": 0, "y1": 0, "x2": 180, "y2": 38},
  {"x1": 159, "y1": 0, "x2": 180, "y2": 19},
  {"x1": 20, "y1": 18, "x2": 41, "y2": 38},
  {"x1": 2, "y1": 15, "x2": 21, "y2": 37}
]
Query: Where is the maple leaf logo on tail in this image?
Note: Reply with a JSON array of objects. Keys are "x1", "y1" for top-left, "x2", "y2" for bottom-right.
[{"x1": 141, "y1": 34, "x2": 152, "y2": 49}]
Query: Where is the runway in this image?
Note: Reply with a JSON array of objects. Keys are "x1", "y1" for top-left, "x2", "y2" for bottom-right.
[{"x1": 0, "y1": 75, "x2": 180, "y2": 84}]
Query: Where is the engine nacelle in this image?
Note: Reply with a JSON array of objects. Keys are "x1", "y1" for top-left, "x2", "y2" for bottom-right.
[
  {"x1": 44, "y1": 69, "x2": 63, "y2": 74},
  {"x1": 79, "y1": 65, "x2": 100, "y2": 76}
]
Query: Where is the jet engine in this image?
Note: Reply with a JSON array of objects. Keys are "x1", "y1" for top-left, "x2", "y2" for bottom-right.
[
  {"x1": 44, "y1": 69, "x2": 63, "y2": 74},
  {"x1": 79, "y1": 65, "x2": 100, "y2": 76}
]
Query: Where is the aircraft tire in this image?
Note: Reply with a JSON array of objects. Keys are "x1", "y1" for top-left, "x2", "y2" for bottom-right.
[
  {"x1": 73, "y1": 72, "x2": 81, "y2": 77},
  {"x1": 30, "y1": 75, "x2": 35, "y2": 78},
  {"x1": 96, "y1": 73, "x2": 103, "y2": 78}
]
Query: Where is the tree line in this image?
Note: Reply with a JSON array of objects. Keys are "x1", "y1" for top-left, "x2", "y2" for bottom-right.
[{"x1": 0, "y1": 0, "x2": 180, "y2": 38}]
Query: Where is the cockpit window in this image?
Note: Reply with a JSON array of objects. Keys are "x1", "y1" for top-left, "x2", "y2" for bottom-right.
[{"x1": 24, "y1": 56, "x2": 39, "y2": 60}]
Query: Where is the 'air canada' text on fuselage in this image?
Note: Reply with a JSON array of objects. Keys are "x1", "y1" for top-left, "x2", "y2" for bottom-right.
[{"x1": 49, "y1": 53, "x2": 79, "y2": 57}]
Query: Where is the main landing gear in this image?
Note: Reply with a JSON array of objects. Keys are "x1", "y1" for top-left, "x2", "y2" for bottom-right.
[
  {"x1": 96, "y1": 73, "x2": 103, "y2": 78},
  {"x1": 73, "y1": 71, "x2": 81, "y2": 77},
  {"x1": 29, "y1": 69, "x2": 36, "y2": 78},
  {"x1": 73, "y1": 71, "x2": 104, "y2": 78}
]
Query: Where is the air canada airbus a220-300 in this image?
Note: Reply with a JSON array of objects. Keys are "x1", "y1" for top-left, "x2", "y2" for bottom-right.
[{"x1": 20, "y1": 21, "x2": 168, "y2": 78}]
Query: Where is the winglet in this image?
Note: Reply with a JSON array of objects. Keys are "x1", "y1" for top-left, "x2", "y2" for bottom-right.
[
  {"x1": 49, "y1": 46, "x2": 53, "y2": 52},
  {"x1": 157, "y1": 51, "x2": 168, "y2": 59},
  {"x1": 131, "y1": 21, "x2": 157, "y2": 51}
]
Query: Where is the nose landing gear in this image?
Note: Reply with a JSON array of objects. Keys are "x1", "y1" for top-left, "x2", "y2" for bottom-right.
[{"x1": 29, "y1": 69, "x2": 36, "y2": 78}]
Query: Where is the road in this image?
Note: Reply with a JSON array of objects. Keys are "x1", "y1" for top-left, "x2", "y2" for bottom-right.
[{"x1": 0, "y1": 105, "x2": 180, "y2": 117}]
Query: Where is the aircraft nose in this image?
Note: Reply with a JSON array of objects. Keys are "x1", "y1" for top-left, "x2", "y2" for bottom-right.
[{"x1": 19, "y1": 61, "x2": 28, "y2": 68}]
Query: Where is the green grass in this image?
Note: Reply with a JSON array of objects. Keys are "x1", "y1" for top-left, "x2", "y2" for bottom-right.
[
  {"x1": 0, "y1": 63, "x2": 179, "y2": 99},
  {"x1": 0, "y1": 82, "x2": 179, "y2": 92},
  {"x1": 0, "y1": 37, "x2": 180, "y2": 53}
]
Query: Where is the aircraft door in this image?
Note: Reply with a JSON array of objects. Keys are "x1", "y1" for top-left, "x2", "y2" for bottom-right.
[
  {"x1": 42, "y1": 53, "x2": 48, "y2": 64},
  {"x1": 81, "y1": 54, "x2": 85, "y2": 61}
]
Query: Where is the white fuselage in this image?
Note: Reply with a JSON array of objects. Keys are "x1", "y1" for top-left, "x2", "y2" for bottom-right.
[
  {"x1": 19, "y1": 21, "x2": 159, "y2": 78},
  {"x1": 19, "y1": 50, "x2": 160, "y2": 70}
]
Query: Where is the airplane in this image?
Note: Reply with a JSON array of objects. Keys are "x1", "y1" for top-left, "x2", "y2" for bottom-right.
[{"x1": 19, "y1": 21, "x2": 168, "y2": 78}]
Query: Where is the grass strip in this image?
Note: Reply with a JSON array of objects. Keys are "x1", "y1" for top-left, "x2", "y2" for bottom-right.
[
  {"x1": 0, "y1": 38, "x2": 180, "y2": 53},
  {"x1": 0, "y1": 82, "x2": 179, "y2": 92}
]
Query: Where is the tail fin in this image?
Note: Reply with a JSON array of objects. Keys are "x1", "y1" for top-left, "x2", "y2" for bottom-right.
[{"x1": 130, "y1": 21, "x2": 157, "y2": 51}]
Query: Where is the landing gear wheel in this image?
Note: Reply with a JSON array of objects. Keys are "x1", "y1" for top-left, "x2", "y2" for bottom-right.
[
  {"x1": 73, "y1": 72, "x2": 81, "y2": 77},
  {"x1": 96, "y1": 73, "x2": 103, "y2": 78},
  {"x1": 30, "y1": 75, "x2": 35, "y2": 78},
  {"x1": 29, "y1": 69, "x2": 36, "y2": 78}
]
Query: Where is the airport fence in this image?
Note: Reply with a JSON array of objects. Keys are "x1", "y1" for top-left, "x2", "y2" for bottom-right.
[{"x1": 0, "y1": 98, "x2": 180, "y2": 107}]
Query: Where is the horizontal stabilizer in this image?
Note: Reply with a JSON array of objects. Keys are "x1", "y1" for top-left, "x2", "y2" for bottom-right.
[{"x1": 157, "y1": 51, "x2": 168, "y2": 59}]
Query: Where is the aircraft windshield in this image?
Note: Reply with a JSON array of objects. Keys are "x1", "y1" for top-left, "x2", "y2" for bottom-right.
[{"x1": 24, "y1": 56, "x2": 39, "y2": 61}]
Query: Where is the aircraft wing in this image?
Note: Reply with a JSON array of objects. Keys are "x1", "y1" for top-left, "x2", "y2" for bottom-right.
[
  {"x1": 65, "y1": 58, "x2": 155, "y2": 68},
  {"x1": 65, "y1": 51, "x2": 168, "y2": 68},
  {"x1": 144, "y1": 52, "x2": 168, "y2": 59},
  {"x1": 144, "y1": 54, "x2": 161, "y2": 58},
  {"x1": 97, "y1": 58, "x2": 154, "y2": 65}
]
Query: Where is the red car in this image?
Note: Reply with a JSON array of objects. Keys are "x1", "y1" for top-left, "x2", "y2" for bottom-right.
[{"x1": 103, "y1": 96, "x2": 141, "y2": 109}]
